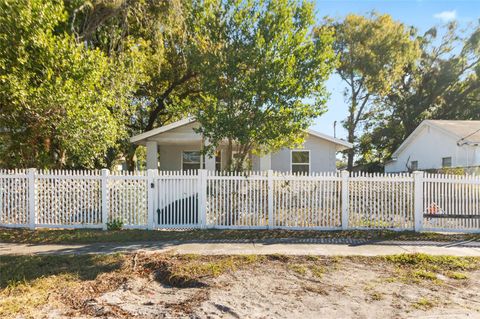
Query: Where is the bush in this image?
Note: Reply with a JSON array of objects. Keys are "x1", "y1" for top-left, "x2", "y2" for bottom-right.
[{"x1": 106, "y1": 219, "x2": 124, "y2": 231}]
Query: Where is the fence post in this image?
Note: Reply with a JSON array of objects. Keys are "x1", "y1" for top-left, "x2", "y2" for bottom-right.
[
  {"x1": 198, "y1": 169, "x2": 208, "y2": 229},
  {"x1": 341, "y1": 170, "x2": 349, "y2": 230},
  {"x1": 101, "y1": 169, "x2": 109, "y2": 231},
  {"x1": 267, "y1": 170, "x2": 274, "y2": 229},
  {"x1": 28, "y1": 168, "x2": 36, "y2": 230},
  {"x1": 147, "y1": 169, "x2": 157, "y2": 230},
  {"x1": 413, "y1": 171, "x2": 424, "y2": 232}
]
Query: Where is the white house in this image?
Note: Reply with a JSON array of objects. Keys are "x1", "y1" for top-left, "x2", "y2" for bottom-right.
[
  {"x1": 385, "y1": 120, "x2": 480, "y2": 173},
  {"x1": 130, "y1": 118, "x2": 352, "y2": 173}
]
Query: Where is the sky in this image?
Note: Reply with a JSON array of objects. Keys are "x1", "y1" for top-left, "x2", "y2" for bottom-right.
[{"x1": 310, "y1": 0, "x2": 479, "y2": 139}]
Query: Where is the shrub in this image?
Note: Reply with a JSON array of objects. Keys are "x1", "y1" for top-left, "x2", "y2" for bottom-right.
[{"x1": 106, "y1": 219, "x2": 124, "y2": 231}]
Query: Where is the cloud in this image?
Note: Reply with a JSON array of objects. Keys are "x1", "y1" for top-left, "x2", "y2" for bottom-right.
[{"x1": 433, "y1": 10, "x2": 457, "y2": 22}]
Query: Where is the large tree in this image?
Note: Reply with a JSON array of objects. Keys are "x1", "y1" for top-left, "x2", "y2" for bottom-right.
[
  {"x1": 358, "y1": 22, "x2": 480, "y2": 170},
  {"x1": 329, "y1": 13, "x2": 420, "y2": 171},
  {"x1": 190, "y1": 0, "x2": 336, "y2": 170},
  {"x1": 68, "y1": 0, "x2": 202, "y2": 169},
  {"x1": 0, "y1": 0, "x2": 144, "y2": 169}
]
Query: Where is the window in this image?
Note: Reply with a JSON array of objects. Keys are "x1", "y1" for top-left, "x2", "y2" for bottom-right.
[
  {"x1": 442, "y1": 157, "x2": 452, "y2": 168},
  {"x1": 291, "y1": 151, "x2": 310, "y2": 174},
  {"x1": 182, "y1": 151, "x2": 201, "y2": 170},
  {"x1": 410, "y1": 160, "x2": 418, "y2": 171}
]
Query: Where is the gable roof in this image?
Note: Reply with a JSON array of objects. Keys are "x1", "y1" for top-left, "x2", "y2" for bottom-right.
[
  {"x1": 391, "y1": 120, "x2": 480, "y2": 158},
  {"x1": 307, "y1": 129, "x2": 352, "y2": 149},
  {"x1": 130, "y1": 118, "x2": 352, "y2": 150},
  {"x1": 130, "y1": 118, "x2": 195, "y2": 144}
]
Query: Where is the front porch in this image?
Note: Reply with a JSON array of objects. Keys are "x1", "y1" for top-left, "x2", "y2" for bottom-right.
[{"x1": 131, "y1": 118, "x2": 271, "y2": 171}]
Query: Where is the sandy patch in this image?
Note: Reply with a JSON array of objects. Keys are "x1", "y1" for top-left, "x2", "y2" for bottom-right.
[{"x1": 35, "y1": 255, "x2": 480, "y2": 319}]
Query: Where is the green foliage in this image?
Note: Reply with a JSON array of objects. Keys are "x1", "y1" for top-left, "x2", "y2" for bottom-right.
[
  {"x1": 106, "y1": 218, "x2": 124, "y2": 231},
  {"x1": 0, "y1": 0, "x2": 145, "y2": 169},
  {"x1": 327, "y1": 13, "x2": 420, "y2": 170},
  {"x1": 359, "y1": 23, "x2": 480, "y2": 167},
  {"x1": 189, "y1": 0, "x2": 336, "y2": 170}
]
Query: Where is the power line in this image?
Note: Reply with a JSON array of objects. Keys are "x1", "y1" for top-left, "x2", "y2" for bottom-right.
[{"x1": 457, "y1": 126, "x2": 480, "y2": 145}]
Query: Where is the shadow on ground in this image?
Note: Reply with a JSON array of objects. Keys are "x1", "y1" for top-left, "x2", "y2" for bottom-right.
[{"x1": 0, "y1": 254, "x2": 124, "y2": 288}]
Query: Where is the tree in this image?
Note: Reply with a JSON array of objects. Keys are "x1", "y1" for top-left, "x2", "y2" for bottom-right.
[
  {"x1": 0, "y1": 0, "x2": 144, "y2": 168},
  {"x1": 189, "y1": 0, "x2": 336, "y2": 170},
  {"x1": 329, "y1": 13, "x2": 420, "y2": 171},
  {"x1": 68, "y1": 0, "x2": 202, "y2": 169},
  {"x1": 359, "y1": 22, "x2": 480, "y2": 169}
]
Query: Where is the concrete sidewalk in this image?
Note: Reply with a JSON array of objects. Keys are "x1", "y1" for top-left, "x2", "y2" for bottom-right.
[{"x1": 1, "y1": 238, "x2": 480, "y2": 256}]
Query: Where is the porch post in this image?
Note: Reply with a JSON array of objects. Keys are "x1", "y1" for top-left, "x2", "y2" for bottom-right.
[
  {"x1": 203, "y1": 138, "x2": 216, "y2": 171},
  {"x1": 146, "y1": 141, "x2": 158, "y2": 170},
  {"x1": 259, "y1": 154, "x2": 271, "y2": 171}
]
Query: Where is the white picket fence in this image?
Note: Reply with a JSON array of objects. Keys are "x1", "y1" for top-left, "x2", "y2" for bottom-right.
[{"x1": 0, "y1": 169, "x2": 479, "y2": 232}]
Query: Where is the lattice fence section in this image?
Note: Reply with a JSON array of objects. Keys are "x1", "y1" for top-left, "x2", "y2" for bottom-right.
[
  {"x1": 272, "y1": 172, "x2": 342, "y2": 229},
  {"x1": 0, "y1": 170, "x2": 29, "y2": 226},
  {"x1": 108, "y1": 171, "x2": 148, "y2": 228},
  {"x1": 349, "y1": 172, "x2": 414, "y2": 229},
  {"x1": 423, "y1": 173, "x2": 480, "y2": 231},
  {"x1": 35, "y1": 170, "x2": 102, "y2": 227},
  {"x1": 207, "y1": 171, "x2": 268, "y2": 228},
  {"x1": 156, "y1": 171, "x2": 199, "y2": 228}
]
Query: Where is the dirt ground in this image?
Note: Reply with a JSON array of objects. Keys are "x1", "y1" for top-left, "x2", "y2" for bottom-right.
[{"x1": 15, "y1": 253, "x2": 474, "y2": 319}]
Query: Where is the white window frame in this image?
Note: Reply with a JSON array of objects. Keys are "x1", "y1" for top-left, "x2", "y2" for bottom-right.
[
  {"x1": 290, "y1": 150, "x2": 311, "y2": 174},
  {"x1": 181, "y1": 150, "x2": 203, "y2": 171}
]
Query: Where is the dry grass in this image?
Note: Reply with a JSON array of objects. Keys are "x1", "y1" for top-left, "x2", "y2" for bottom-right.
[
  {"x1": 1, "y1": 253, "x2": 479, "y2": 318},
  {"x1": 2, "y1": 227, "x2": 479, "y2": 244}
]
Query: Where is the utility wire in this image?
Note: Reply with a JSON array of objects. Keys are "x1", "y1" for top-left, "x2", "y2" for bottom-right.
[{"x1": 457, "y1": 126, "x2": 480, "y2": 144}]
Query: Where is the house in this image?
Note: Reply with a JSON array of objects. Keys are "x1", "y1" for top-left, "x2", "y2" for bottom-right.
[
  {"x1": 385, "y1": 120, "x2": 480, "y2": 173},
  {"x1": 130, "y1": 118, "x2": 352, "y2": 173}
]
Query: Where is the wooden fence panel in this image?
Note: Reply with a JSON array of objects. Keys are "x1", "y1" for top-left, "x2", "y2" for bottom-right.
[
  {"x1": 35, "y1": 170, "x2": 102, "y2": 228},
  {"x1": 423, "y1": 173, "x2": 480, "y2": 232},
  {"x1": 348, "y1": 172, "x2": 415, "y2": 230},
  {"x1": 206, "y1": 171, "x2": 268, "y2": 229},
  {"x1": 0, "y1": 169, "x2": 29, "y2": 227},
  {"x1": 272, "y1": 172, "x2": 342, "y2": 229},
  {"x1": 108, "y1": 171, "x2": 148, "y2": 228}
]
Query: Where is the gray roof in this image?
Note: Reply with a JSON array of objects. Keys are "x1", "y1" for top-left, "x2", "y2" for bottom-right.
[{"x1": 426, "y1": 120, "x2": 480, "y2": 144}]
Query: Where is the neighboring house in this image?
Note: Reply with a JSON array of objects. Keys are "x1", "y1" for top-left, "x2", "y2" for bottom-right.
[
  {"x1": 385, "y1": 120, "x2": 480, "y2": 173},
  {"x1": 130, "y1": 118, "x2": 352, "y2": 173}
]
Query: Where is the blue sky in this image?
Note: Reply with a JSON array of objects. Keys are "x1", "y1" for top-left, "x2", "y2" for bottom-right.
[{"x1": 311, "y1": 0, "x2": 479, "y2": 138}]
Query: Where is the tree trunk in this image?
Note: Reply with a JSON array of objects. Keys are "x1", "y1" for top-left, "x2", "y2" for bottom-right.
[
  {"x1": 125, "y1": 144, "x2": 138, "y2": 171},
  {"x1": 347, "y1": 126, "x2": 355, "y2": 171},
  {"x1": 225, "y1": 138, "x2": 233, "y2": 171}
]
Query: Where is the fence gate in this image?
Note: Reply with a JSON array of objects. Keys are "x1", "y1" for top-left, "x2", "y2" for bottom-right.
[{"x1": 154, "y1": 171, "x2": 200, "y2": 228}]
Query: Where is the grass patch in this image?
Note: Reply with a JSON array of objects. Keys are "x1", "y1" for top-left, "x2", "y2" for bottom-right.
[
  {"x1": 413, "y1": 297, "x2": 435, "y2": 310},
  {"x1": 412, "y1": 269, "x2": 437, "y2": 281},
  {"x1": 288, "y1": 264, "x2": 308, "y2": 276},
  {"x1": 1, "y1": 227, "x2": 479, "y2": 244},
  {"x1": 144, "y1": 254, "x2": 265, "y2": 288},
  {"x1": 310, "y1": 265, "x2": 325, "y2": 278},
  {"x1": 384, "y1": 253, "x2": 480, "y2": 284},
  {"x1": 370, "y1": 291, "x2": 383, "y2": 301},
  {"x1": 0, "y1": 254, "x2": 125, "y2": 319},
  {"x1": 446, "y1": 272, "x2": 468, "y2": 280}
]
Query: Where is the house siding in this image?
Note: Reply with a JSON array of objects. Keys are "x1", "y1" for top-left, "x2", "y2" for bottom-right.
[
  {"x1": 158, "y1": 143, "x2": 202, "y2": 171},
  {"x1": 269, "y1": 135, "x2": 337, "y2": 173},
  {"x1": 385, "y1": 125, "x2": 480, "y2": 173}
]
